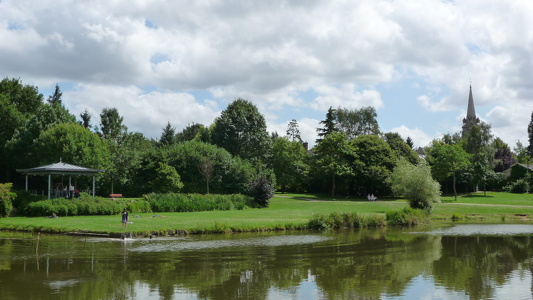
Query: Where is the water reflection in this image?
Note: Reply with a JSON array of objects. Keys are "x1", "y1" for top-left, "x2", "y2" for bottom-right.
[{"x1": 0, "y1": 226, "x2": 532, "y2": 299}]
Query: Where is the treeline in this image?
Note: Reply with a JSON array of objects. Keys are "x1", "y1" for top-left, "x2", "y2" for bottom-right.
[{"x1": 0, "y1": 77, "x2": 531, "y2": 201}]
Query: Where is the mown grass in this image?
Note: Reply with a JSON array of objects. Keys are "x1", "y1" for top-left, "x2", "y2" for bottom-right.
[{"x1": 1, "y1": 191, "x2": 532, "y2": 236}]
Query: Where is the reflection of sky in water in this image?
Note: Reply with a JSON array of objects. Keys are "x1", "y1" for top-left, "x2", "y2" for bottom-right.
[
  {"x1": 422, "y1": 224, "x2": 533, "y2": 236},
  {"x1": 129, "y1": 235, "x2": 332, "y2": 252}
]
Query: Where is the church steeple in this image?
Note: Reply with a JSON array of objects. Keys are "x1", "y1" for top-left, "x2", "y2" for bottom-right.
[
  {"x1": 462, "y1": 84, "x2": 480, "y2": 136},
  {"x1": 466, "y1": 85, "x2": 476, "y2": 120}
]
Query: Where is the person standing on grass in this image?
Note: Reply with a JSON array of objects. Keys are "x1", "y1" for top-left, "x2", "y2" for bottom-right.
[{"x1": 122, "y1": 208, "x2": 129, "y2": 229}]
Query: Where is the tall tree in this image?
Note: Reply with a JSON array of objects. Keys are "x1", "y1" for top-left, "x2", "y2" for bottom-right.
[
  {"x1": 159, "y1": 122, "x2": 176, "y2": 147},
  {"x1": 47, "y1": 84, "x2": 63, "y2": 105},
  {"x1": 211, "y1": 98, "x2": 271, "y2": 162},
  {"x1": 426, "y1": 142, "x2": 470, "y2": 201},
  {"x1": 350, "y1": 135, "x2": 397, "y2": 196},
  {"x1": 270, "y1": 136, "x2": 310, "y2": 193},
  {"x1": 79, "y1": 109, "x2": 92, "y2": 129},
  {"x1": 176, "y1": 123, "x2": 205, "y2": 143},
  {"x1": 316, "y1": 107, "x2": 337, "y2": 144},
  {"x1": 336, "y1": 106, "x2": 380, "y2": 139},
  {"x1": 383, "y1": 132, "x2": 420, "y2": 164},
  {"x1": 313, "y1": 132, "x2": 354, "y2": 197},
  {"x1": 461, "y1": 122, "x2": 495, "y2": 193},
  {"x1": 492, "y1": 138, "x2": 516, "y2": 172},
  {"x1": 98, "y1": 107, "x2": 127, "y2": 143},
  {"x1": 0, "y1": 78, "x2": 44, "y2": 181},
  {"x1": 286, "y1": 119, "x2": 302, "y2": 142},
  {"x1": 528, "y1": 111, "x2": 533, "y2": 156}
]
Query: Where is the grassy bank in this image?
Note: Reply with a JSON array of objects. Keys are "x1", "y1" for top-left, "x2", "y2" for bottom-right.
[{"x1": 0, "y1": 192, "x2": 532, "y2": 236}]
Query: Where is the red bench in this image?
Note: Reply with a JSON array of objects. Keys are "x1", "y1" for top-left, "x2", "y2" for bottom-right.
[{"x1": 110, "y1": 194, "x2": 123, "y2": 200}]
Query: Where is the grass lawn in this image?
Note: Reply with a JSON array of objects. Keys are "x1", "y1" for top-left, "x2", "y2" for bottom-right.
[{"x1": 1, "y1": 191, "x2": 532, "y2": 236}]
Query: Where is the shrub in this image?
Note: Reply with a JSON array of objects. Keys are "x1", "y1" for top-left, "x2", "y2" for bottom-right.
[
  {"x1": 503, "y1": 178, "x2": 529, "y2": 193},
  {"x1": 308, "y1": 212, "x2": 385, "y2": 230},
  {"x1": 249, "y1": 177, "x2": 274, "y2": 208},
  {"x1": 144, "y1": 193, "x2": 251, "y2": 212},
  {"x1": 0, "y1": 183, "x2": 15, "y2": 217},
  {"x1": 386, "y1": 207, "x2": 430, "y2": 226}
]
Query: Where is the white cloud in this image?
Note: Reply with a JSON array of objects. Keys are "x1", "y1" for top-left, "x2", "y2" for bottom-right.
[
  {"x1": 389, "y1": 125, "x2": 434, "y2": 149},
  {"x1": 64, "y1": 84, "x2": 219, "y2": 139},
  {"x1": 0, "y1": 0, "x2": 532, "y2": 149}
]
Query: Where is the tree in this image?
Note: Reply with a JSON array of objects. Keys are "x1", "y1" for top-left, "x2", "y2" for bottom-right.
[
  {"x1": 528, "y1": 111, "x2": 533, "y2": 156},
  {"x1": 406, "y1": 137, "x2": 414, "y2": 149},
  {"x1": 249, "y1": 177, "x2": 274, "y2": 208},
  {"x1": 198, "y1": 157, "x2": 215, "y2": 194},
  {"x1": 159, "y1": 122, "x2": 176, "y2": 147},
  {"x1": 389, "y1": 159, "x2": 441, "y2": 211},
  {"x1": 383, "y1": 132, "x2": 420, "y2": 164},
  {"x1": 5, "y1": 102, "x2": 77, "y2": 170},
  {"x1": 336, "y1": 106, "x2": 380, "y2": 139},
  {"x1": 150, "y1": 163, "x2": 184, "y2": 193},
  {"x1": 514, "y1": 141, "x2": 531, "y2": 164},
  {"x1": 98, "y1": 107, "x2": 127, "y2": 143},
  {"x1": 286, "y1": 119, "x2": 302, "y2": 142},
  {"x1": 211, "y1": 98, "x2": 271, "y2": 162},
  {"x1": 80, "y1": 109, "x2": 92, "y2": 129},
  {"x1": 176, "y1": 123, "x2": 205, "y2": 143},
  {"x1": 461, "y1": 122, "x2": 495, "y2": 193},
  {"x1": 313, "y1": 132, "x2": 354, "y2": 197},
  {"x1": 426, "y1": 142, "x2": 470, "y2": 201},
  {"x1": 316, "y1": 107, "x2": 337, "y2": 144},
  {"x1": 47, "y1": 84, "x2": 63, "y2": 105},
  {"x1": 0, "y1": 78, "x2": 43, "y2": 181},
  {"x1": 350, "y1": 135, "x2": 397, "y2": 196},
  {"x1": 492, "y1": 138, "x2": 516, "y2": 173},
  {"x1": 34, "y1": 123, "x2": 110, "y2": 169},
  {"x1": 270, "y1": 136, "x2": 310, "y2": 192}
]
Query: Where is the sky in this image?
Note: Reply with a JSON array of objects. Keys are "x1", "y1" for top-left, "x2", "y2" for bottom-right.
[{"x1": 1, "y1": 0, "x2": 532, "y2": 149}]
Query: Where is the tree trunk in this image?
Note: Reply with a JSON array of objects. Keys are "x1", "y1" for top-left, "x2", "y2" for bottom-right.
[{"x1": 453, "y1": 172, "x2": 457, "y2": 201}]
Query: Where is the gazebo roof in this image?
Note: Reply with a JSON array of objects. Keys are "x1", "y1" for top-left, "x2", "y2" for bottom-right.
[{"x1": 17, "y1": 161, "x2": 105, "y2": 176}]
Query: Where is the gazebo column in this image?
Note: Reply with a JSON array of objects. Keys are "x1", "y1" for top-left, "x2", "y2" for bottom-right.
[
  {"x1": 48, "y1": 174, "x2": 51, "y2": 199},
  {"x1": 25, "y1": 175, "x2": 28, "y2": 192},
  {"x1": 92, "y1": 176, "x2": 96, "y2": 198}
]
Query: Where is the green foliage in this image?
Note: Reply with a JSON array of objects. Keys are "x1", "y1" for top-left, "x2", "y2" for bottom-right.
[
  {"x1": 385, "y1": 207, "x2": 430, "y2": 226},
  {"x1": 426, "y1": 141, "x2": 470, "y2": 199},
  {"x1": 35, "y1": 123, "x2": 111, "y2": 168},
  {"x1": 150, "y1": 162, "x2": 184, "y2": 193},
  {"x1": 389, "y1": 159, "x2": 441, "y2": 212},
  {"x1": 313, "y1": 132, "x2": 354, "y2": 197},
  {"x1": 144, "y1": 193, "x2": 249, "y2": 212},
  {"x1": 140, "y1": 141, "x2": 255, "y2": 195},
  {"x1": 307, "y1": 212, "x2": 385, "y2": 229},
  {"x1": 0, "y1": 183, "x2": 15, "y2": 217},
  {"x1": 23, "y1": 195, "x2": 151, "y2": 217},
  {"x1": 336, "y1": 106, "x2": 380, "y2": 138},
  {"x1": 270, "y1": 137, "x2": 310, "y2": 192},
  {"x1": 5, "y1": 102, "x2": 77, "y2": 169},
  {"x1": 211, "y1": 98, "x2": 271, "y2": 162},
  {"x1": 503, "y1": 178, "x2": 530, "y2": 193},
  {"x1": 249, "y1": 177, "x2": 274, "y2": 207},
  {"x1": 316, "y1": 106, "x2": 338, "y2": 144},
  {"x1": 383, "y1": 132, "x2": 419, "y2": 164}
]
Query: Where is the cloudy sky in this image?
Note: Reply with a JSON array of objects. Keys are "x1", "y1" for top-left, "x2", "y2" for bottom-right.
[{"x1": 1, "y1": 0, "x2": 532, "y2": 149}]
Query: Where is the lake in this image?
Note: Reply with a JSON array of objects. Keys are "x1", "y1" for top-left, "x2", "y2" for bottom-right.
[{"x1": 1, "y1": 224, "x2": 533, "y2": 299}]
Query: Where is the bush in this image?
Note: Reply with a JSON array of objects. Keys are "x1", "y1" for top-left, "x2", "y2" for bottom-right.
[
  {"x1": 249, "y1": 177, "x2": 274, "y2": 208},
  {"x1": 144, "y1": 193, "x2": 251, "y2": 212},
  {"x1": 386, "y1": 207, "x2": 430, "y2": 226},
  {"x1": 308, "y1": 212, "x2": 385, "y2": 230},
  {"x1": 503, "y1": 178, "x2": 529, "y2": 193},
  {"x1": 0, "y1": 183, "x2": 15, "y2": 217}
]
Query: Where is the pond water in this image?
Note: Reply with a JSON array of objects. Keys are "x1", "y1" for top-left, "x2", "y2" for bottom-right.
[{"x1": 1, "y1": 224, "x2": 533, "y2": 299}]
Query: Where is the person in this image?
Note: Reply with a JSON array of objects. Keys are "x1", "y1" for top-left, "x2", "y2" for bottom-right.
[
  {"x1": 69, "y1": 184, "x2": 75, "y2": 199},
  {"x1": 121, "y1": 208, "x2": 129, "y2": 229}
]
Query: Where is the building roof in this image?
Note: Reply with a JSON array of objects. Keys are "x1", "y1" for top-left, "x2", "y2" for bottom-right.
[
  {"x1": 17, "y1": 161, "x2": 105, "y2": 176},
  {"x1": 466, "y1": 85, "x2": 477, "y2": 120}
]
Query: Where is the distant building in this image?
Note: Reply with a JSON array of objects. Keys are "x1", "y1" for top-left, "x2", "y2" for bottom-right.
[{"x1": 462, "y1": 85, "x2": 480, "y2": 136}]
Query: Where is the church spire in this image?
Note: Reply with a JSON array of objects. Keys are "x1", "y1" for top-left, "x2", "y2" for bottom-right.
[
  {"x1": 466, "y1": 85, "x2": 476, "y2": 120},
  {"x1": 462, "y1": 84, "x2": 480, "y2": 136}
]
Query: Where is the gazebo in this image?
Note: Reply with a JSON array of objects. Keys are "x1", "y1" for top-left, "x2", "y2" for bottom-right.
[{"x1": 16, "y1": 160, "x2": 105, "y2": 199}]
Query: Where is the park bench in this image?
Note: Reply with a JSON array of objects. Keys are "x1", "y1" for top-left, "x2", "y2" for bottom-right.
[{"x1": 110, "y1": 194, "x2": 123, "y2": 200}]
